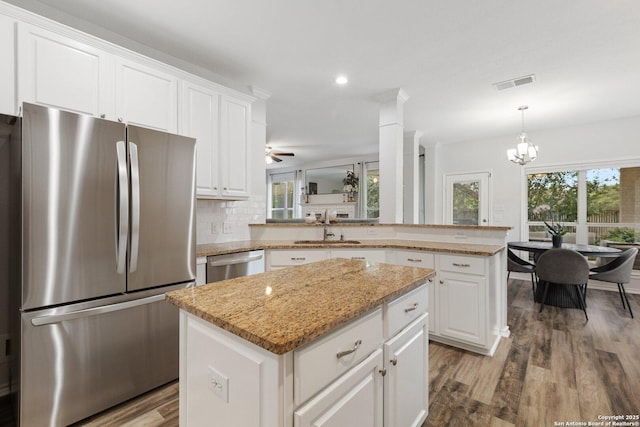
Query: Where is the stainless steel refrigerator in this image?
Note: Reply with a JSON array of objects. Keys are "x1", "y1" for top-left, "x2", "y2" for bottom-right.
[{"x1": 1, "y1": 103, "x2": 196, "y2": 426}]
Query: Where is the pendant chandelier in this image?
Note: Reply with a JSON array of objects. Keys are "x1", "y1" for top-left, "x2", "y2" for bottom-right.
[{"x1": 507, "y1": 106, "x2": 538, "y2": 165}]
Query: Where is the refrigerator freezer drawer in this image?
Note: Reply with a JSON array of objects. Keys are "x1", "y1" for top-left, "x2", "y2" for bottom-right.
[{"x1": 20, "y1": 295, "x2": 179, "y2": 427}]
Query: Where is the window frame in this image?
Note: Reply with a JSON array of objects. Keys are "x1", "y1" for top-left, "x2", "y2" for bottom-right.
[{"x1": 523, "y1": 158, "x2": 640, "y2": 245}]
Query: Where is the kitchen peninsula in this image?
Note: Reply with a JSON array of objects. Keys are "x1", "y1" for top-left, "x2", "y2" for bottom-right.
[
  {"x1": 166, "y1": 258, "x2": 435, "y2": 427},
  {"x1": 196, "y1": 223, "x2": 510, "y2": 356}
]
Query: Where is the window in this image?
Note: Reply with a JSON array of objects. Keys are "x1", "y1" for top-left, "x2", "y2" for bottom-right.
[
  {"x1": 269, "y1": 172, "x2": 295, "y2": 219},
  {"x1": 364, "y1": 161, "x2": 379, "y2": 218},
  {"x1": 527, "y1": 165, "x2": 640, "y2": 267}
]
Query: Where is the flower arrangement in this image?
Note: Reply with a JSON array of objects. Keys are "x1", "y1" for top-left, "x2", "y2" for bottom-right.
[
  {"x1": 342, "y1": 170, "x2": 359, "y2": 193},
  {"x1": 533, "y1": 204, "x2": 568, "y2": 237}
]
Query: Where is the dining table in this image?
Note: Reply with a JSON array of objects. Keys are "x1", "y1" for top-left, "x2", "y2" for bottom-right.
[{"x1": 508, "y1": 241, "x2": 622, "y2": 309}]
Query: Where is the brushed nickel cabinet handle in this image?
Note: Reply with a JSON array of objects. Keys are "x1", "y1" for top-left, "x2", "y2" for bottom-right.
[
  {"x1": 291, "y1": 257, "x2": 306, "y2": 261},
  {"x1": 452, "y1": 263, "x2": 471, "y2": 268},
  {"x1": 390, "y1": 357, "x2": 397, "y2": 366},
  {"x1": 440, "y1": 280, "x2": 445, "y2": 285},
  {"x1": 379, "y1": 368, "x2": 387, "y2": 376},
  {"x1": 351, "y1": 256, "x2": 365, "y2": 260},
  {"x1": 404, "y1": 302, "x2": 419, "y2": 313},
  {"x1": 407, "y1": 258, "x2": 422, "y2": 262},
  {"x1": 336, "y1": 339, "x2": 362, "y2": 359}
]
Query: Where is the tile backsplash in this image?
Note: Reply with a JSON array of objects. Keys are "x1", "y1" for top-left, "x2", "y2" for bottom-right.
[{"x1": 197, "y1": 196, "x2": 266, "y2": 244}]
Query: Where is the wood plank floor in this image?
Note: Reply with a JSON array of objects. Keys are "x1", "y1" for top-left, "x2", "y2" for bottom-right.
[{"x1": 2, "y1": 280, "x2": 639, "y2": 426}]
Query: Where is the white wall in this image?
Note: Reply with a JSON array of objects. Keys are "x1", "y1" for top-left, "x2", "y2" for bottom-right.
[
  {"x1": 431, "y1": 114, "x2": 640, "y2": 292},
  {"x1": 432, "y1": 114, "x2": 640, "y2": 239}
]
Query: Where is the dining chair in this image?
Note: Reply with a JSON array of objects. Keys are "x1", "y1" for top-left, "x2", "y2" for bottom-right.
[
  {"x1": 589, "y1": 247, "x2": 638, "y2": 318},
  {"x1": 507, "y1": 249, "x2": 537, "y2": 297},
  {"x1": 536, "y1": 248, "x2": 590, "y2": 321}
]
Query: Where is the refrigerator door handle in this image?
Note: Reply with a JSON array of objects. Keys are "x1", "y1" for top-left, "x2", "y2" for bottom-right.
[
  {"x1": 30, "y1": 294, "x2": 166, "y2": 326},
  {"x1": 115, "y1": 140, "x2": 129, "y2": 274},
  {"x1": 129, "y1": 142, "x2": 140, "y2": 273}
]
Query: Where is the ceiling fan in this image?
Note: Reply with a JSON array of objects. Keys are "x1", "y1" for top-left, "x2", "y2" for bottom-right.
[{"x1": 265, "y1": 146, "x2": 294, "y2": 163}]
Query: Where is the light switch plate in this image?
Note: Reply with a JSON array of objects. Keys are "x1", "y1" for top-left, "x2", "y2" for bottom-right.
[{"x1": 207, "y1": 366, "x2": 229, "y2": 402}]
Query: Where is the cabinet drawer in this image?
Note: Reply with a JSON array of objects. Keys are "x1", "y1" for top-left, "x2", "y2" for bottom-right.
[
  {"x1": 393, "y1": 250, "x2": 435, "y2": 268},
  {"x1": 269, "y1": 249, "x2": 329, "y2": 267},
  {"x1": 439, "y1": 254, "x2": 485, "y2": 275},
  {"x1": 294, "y1": 308, "x2": 383, "y2": 406},
  {"x1": 384, "y1": 284, "x2": 428, "y2": 338},
  {"x1": 331, "y1": 249, "x2": 386, "y2": 263}
]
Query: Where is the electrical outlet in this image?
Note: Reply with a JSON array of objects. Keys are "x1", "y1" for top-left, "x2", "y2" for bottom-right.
[
  {"x1": 207, "y1": 366, "x2": 229, "y2": 402},
  {"x1": 223, "y1": 222, "x2": 232, "y2": 234}
]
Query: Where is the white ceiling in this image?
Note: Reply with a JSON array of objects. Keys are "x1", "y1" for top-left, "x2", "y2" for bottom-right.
[{"x1": 10, "y1": 0, "x2": 640, "y2": 169}]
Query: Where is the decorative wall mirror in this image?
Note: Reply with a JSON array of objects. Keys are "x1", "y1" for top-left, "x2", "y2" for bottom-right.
[{"x1": 305, "y1": 164, "x2": 354, "y2": 195}]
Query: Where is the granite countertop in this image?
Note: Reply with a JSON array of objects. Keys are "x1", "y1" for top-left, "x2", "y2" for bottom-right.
[
  {"x1": 165, "y1": 258, "x2": 435, "y2": 355},
  {"x1": 196, "y1": 239, "x2": 504, "y2": 258}
]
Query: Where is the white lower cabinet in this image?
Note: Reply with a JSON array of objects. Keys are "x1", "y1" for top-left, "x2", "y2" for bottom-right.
[
  {"x1": 267, "y1": 249, "x2": 330, "y2": 270},
  {"x1": 383, "y1": 314, "x2": 429, "y2": 427},
  {"x1": 179, "y1": 283, "x2": 429, "y2": 427},
  {"x1": 294, "y1": 349, "x2": 384, "y2": 427},
  {"x1": 330, "y1": 248, "x2": 386, "y2": 264}
]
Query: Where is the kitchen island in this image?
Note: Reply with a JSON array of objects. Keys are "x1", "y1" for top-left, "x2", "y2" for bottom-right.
[{"x1": 166, "y1": 258, "x2": 435, "y2": 427}]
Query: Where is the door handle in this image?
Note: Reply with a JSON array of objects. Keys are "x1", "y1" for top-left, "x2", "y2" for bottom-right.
[
  {"x1": 31, "y1": 294, "x2": 166, "y2": 326},
  {"x1": 115, "y1": 141, "x2": 128, "y2": 274},
  {"x1": 129, "y1": 142, "x2": 140, "y2": 273}
]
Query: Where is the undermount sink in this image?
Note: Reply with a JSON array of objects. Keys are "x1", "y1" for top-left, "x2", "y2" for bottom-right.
[{"x1": 294, "y1": 240, "x2": 361, "y2": 245}]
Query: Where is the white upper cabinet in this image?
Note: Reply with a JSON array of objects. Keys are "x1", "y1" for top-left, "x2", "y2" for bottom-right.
[
  {"x1": 181, "y1": 81, "x2": 220, "y2": 197},
  {"x1": 115, "y1": 58, "x2": 178, "y2": 133},
  {"x1": 0, "y1": 14, "x2": 15, "y2": 115},
  {"x1": 17, "y1": 22, "x2": 114, "y2": 118},
  {"x1": 219, "y1": 95, "x2": 250, "y2": 198},
  {"x1": 181, "y1": 82, "x2": 252, "y2": 200}
]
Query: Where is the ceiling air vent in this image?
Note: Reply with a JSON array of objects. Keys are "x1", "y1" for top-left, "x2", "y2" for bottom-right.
[{"x1": 493, "y1": 74, "x2": 536, "y2": 91}]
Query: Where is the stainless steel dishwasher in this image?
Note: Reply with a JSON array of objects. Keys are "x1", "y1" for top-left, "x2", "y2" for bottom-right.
[{"x1": 206, "y1": 250, "x2": 265, "y2": 282}]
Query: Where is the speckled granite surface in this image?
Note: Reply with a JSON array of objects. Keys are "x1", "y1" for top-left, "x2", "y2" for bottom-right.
[
  {"x1": 166, "y1": 258, "x2": 435, "y2": 355},
  {"x1": 196, "y1": 239, "x2": 504, "y2": 257}
]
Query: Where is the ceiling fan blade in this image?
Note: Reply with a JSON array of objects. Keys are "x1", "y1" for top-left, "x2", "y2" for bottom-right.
[
  {"x1": 273, "y1": 152, "x2": 294, "y2": 156},
  {"x1": 269, "y1": 154, "x2": 283, "y2": 162}
]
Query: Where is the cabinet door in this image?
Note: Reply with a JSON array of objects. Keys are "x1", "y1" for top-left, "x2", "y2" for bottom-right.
[
  {"x1": 219, "y1": 95, "x2": 250, "y2": 198},
  {"x1": 17, "y1": 22, "x2": 114, "y2": 118},
  {"x1": 0, "y1": 14, "x2": 15, "y2": 115},
  {"x1": 384, "y1": 314, "x2": 429, "y2": 427},
  {"x1": 115, "y1": 57, "x2": 177, "y2": 132},
  {"x1": 294, "y1": 348, "x2": 383, "y2": 427},
  {"x1": 438, "y1": 271, "x2": 487, "y2": 346},
  {"x1": 390, "y1": 251, "x2": 436, "y2": 333},
  {"x1": 181, "y1": 81, "x2": 221, "y2": 197}
]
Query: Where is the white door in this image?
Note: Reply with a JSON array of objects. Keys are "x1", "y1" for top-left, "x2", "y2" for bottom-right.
[
  {"x1": 17, "y1": 22, "x2": 114, "y2": 118},
  {"x1": 438, "y1": 272, "x2": 487, "y2": 346},
  {"x1": 181, "y1": 81, "x2": 221, "y2": 197},
  {"x1": 115, "y1": 57, "x2": 178, "y2": 132},
  {"x1": 294, "y1": 349, "x2": 384, "y2": 427},
  {"x1": 383, "y1": 314, "x2": 429, "y2": 427},
  {"x1": 220, "y1": 95, "x2": 250, "y2": 198},
  {"x1": 445, "y1": 172, "x2": 490, "y2": 225}
]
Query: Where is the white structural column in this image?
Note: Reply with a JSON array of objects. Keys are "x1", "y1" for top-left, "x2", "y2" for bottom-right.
[
  {"x1": 423, "y1": 142, "x2": 440, "y2": 224},
  {"x1": 378, "y1": 89, "x2": 409, "y2": 223},
  {"x1": 403, "y1": 131, "x2": 422, "y2": 224}
]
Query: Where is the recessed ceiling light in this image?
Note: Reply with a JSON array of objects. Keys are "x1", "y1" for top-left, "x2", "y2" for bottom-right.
[{"x1": 335, "y1": 75, "x2": 348, "y2": 85}]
